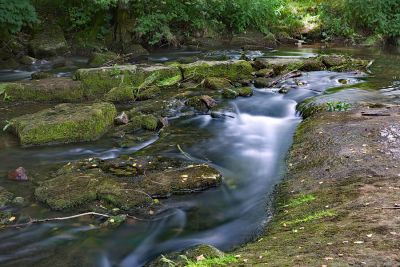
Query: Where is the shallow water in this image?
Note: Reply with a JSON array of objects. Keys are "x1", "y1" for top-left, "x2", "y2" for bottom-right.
[{"x1": 0, "y1": 46, "x2": 399, "y2": 266}]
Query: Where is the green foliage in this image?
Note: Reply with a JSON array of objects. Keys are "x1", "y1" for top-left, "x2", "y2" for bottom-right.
[
  {"x1": 284, "y1": 194, "x2": 316, "y2": 208},
  {"x1": 326, "y1": 101, "x2": 351, "y2": 112},
  {"x1": 0, "y1": 0, "x2": 38, "y2": 33},
  {"x1": 282, "y1": 210, "x2": 336, "y2": 226},
  {"x1": 160, "y1": 254, "x2": 238, "y2": 267}
]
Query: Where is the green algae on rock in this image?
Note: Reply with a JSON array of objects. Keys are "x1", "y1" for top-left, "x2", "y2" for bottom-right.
[
  {"x1": 9, "y1": 102, "x2": 117, "y2": 146},
  {"x1": 35, "y1": 156, "x2": 222, "y2": 211},
  {"x1": 2, "y1": 78, "x2": 84, "y2": 102},
  {"x1": 74, "y1": 64, "x2": 182, "y2": 97},
  {"x1": 180, "y1": 60, "x2": 253, "y2": 81},
  {"x1": 203, "y1": 77, "x2": 233, "y2": 90}
]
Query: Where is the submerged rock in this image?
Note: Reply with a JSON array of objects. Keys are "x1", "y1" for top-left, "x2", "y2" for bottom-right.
[
  {"x1": 35, "y1": 156, "x2": 222, "y2": 211},
  {"x1": 9, "y1": 102, "x2": 117, "y2": 146},
  {"x1": 8, "y1": 167, "x2": 28, "y2": 181}
]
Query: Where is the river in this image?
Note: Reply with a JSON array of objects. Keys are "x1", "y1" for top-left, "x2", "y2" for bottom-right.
[{"x1": 0, "y1": 45, "x2": 399, "y2": 266}]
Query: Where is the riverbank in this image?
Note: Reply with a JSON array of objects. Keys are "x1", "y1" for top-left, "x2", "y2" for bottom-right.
[{"x1": 232, "y1": 102, "x2": 400, "y2": 266}]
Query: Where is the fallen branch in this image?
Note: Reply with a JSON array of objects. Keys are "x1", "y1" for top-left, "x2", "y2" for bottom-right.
[
  {"x1": 375, "y1": 207, "x2": 400, "y2": 210},
  {"x1": 103, "y1": 53, "x2": 136, "y2": 66},
  {"x1": 267, "y1": 70, "x2": 302, "y2": 87},
  {"x1": 177, "y1": 144, "x2": 195, "y2": 160}
]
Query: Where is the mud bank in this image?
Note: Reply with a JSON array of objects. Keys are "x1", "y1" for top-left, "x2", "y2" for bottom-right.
[{"x1": 232, "y1": 102, "x2": 400, "y2": 266}]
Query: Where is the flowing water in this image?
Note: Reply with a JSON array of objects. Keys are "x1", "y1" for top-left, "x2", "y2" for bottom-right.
[{"x1": 0, "y1": 46, "x2": 399, "y2": 266}]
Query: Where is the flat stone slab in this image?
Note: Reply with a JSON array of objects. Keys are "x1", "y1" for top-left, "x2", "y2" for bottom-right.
[
  {"x1": 9, "y1": 102, "x2": 116, "y2": 146},
  {"x1": 3, "y1": 78, "x2": 84, "y2": 102},
  {"x1": 35, "y1": 156, "x2": 222, "y2": 211}
]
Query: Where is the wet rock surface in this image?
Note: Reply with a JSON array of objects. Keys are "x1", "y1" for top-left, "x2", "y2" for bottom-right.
[
  {"x1": 9, "y1": 102, "x2": 117, "y2": 146},
  {"x1": 35, "y1": 156, "x2": 222, "y2": 211},
  {"x1": 8, "y1": 167, "x2": 28, "y2": 181}
]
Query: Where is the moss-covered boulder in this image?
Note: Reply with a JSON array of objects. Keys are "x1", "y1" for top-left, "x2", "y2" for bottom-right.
[
  {"x1": 181, "y1": 60, "x2": 253, "y2": 81},
  {"x1": 203, "y1": 77, "x2": 232, "y2": 90},
  {"x1": 9, "y1": 102, "x2": 117, "y2": 146},
  {"x1": 88, "y1": 51, "x2": 119, "y2": 67},
  {"x1": 35, "y1": 156, "x2": 222, "y2": 211},
  {"x1": 0, "y1": 187, "x2": 13, "y2": 207},
  {"x1": 255, "y1": 68, "x2": 274, "y2": 77},
  {"x1": 222, "y1": 88, "x2": 239, "y2": 99},
  {"x1": 74, "y1": 65, "x2": 182, "y2": 97},
  {"x1": 2, "y1": 78, "x2": 84, "y2": 102},
  {"x1": 105, "y1": 86, "x2": 135, "y2": 102},
  {"x1": 29, "y1": 24, "x2": 69, "y2": 58},
  {"x1": 129, "y1": 113, "x2": 159, "y2": 131},
  {"x1": 236, "y1": 87, "x2": 253, "y2": 97}
]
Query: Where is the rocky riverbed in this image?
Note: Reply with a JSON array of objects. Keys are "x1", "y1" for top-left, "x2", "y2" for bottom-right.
[{"x1": 0, "y1": 50, "x2": 379, "y2": 266}]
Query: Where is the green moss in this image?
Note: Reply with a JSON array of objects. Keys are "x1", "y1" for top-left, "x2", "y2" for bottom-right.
[
  {"x1": 3, "y1": 78, "x2": 84, "y2": 102},
  {"x1": 203, "y1": 77, "x2": 232, "y2": 90},
  {"x1": 88, "y1": 51, "x2": 119, "y2": 67},
  {"x1": 156, "y1": 75, "x2": 182, "y2": 87},
  {"x1": 129, "y1": 113, "x2": 159, "y2": 131},
  {"x1": 181, "y1": 60, "x2": 253, "y2": 81},
  {"x1": 183, "y1": 255, "x2": 237, "y2": 267},
  {"x1": 0, "y1": 187, "x2": 13, "y2": 207},
  {"x1": 236, "y1": 87, "x2": 253, "y2": 97},
  {"x1": 105, "y1": 86, "x2": 135, "y2": 102},
  {"x1": 284, "y1": 194, "x2": 316, "y2": 208},
  {"x1": 134, "y1": 86, "x2": 161, "y2": 100},
  {"x1": 222, "y1": 88, "x2": 239, "y2": 99},
  {"x1": 282, "y1": 210, "x2": 336, "y2": 226},
  {"x1": 75, "y1": 65, "x2": 181, "y2": 98},
  {"x1": 9, "y1": 102, "x2": 117, "y2": 146}
]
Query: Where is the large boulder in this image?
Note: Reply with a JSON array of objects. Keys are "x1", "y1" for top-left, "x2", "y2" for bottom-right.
[
  {"x1": 2, "y1": 78, "x2": 84, "y2": 102},
  {"x1": 9, "y1": 102, "x2": 117, "y2": 146},
  {"x1": 74, "y1": 64, "x2": 182, "y2": 97},
  {"x1": 35, "y1": 156, "x2": 222, "y2": 211},
  {"x1": 180, "y1": 60, "x2": 253, "y2": 81},
  {"x1": 29, "y1": 24, "x2": 69, "y2": 58}
]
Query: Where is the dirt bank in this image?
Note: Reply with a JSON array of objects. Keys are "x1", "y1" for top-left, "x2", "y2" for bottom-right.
[{"x1": 233, "y1": 103, "x2": 400, "y2": 266}]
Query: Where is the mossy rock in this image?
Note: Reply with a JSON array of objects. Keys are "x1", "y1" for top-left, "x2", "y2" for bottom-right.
[
  {"x1": 186, "y1": 96, "x2": 209, "y2": 112},
  {"x1": 31, "y1": 71, "x2": 55, "y2": 80},
  {"x1": 222, "y1": 88, "x2": 239, "y2": 99},
  {"x1": 29, "y1": 24, "x2": 69, "y2": 58},
  {"x1": 204, "y1": 77, "x2": 232, "y2": 90},
  {"x1": 298, "y1": 58, "x2": 326, "y2": 71},
  {"x1": 0, "y1": 187, "x2": 13, "y2": 207},
  {"x1": 2, "y1": 78, "x2": 84, "y2": 102},
  {"x1": 181, "y1": 60, "x2": 253, "y2": 81},
  {"x1": 148, "y1": 244, "x2": 226, "y2": 267},
  {"x1": 236, "y1": 87, "x2": 253, "y2": 97},
  {"x1": 35, "y1": 157, "x2": 222, "y2": 211},
  {"x1": 128, "y1": 113, "x2": 159, "y2": 131},
  {"x1": 9, "y1": 102, "x2": 117, "y2": 146},
  {"x1": 105, "y1": 86, "x2": 135, "y2": 102},
  {"x1": 254, "y1": 77, "x2": 271, "y2": 88},
  {"x1": 135, "y1": 86, "x2": 161, "y2": 100},
  {"x1": 255, "y1": 68, "x2": 274, "y2": 77},
  {"x1": 88, "y1": 51, "x2": 119, "y2": 67},
  {"x1": 19, "y1": 55, "x2": 36, "y2": 65},
  {"x1": 320, "y1": 55, "x2": 369, "y2": 71},
  {"x1": 74, "y1": 65, "x2": 181, "y2": 97}
]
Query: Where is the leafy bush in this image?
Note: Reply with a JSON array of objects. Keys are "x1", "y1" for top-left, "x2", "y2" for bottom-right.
[{"x1": 0, "y1": 0, "x2": 38, "y2": 33}]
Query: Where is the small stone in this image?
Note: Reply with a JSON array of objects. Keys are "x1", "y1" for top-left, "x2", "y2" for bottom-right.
[
  {"x1": 8, "y1": 167, "x2": 28, "y2": 181},
  {"x1": 354, "y1": 241, "x2": 364, "y2": 244},
  {"x1": 200, "y1": 95, "x2": 217, "y2": 109},
  {"x1": 114, "y1": 112, "x2": 129, "y2": 125}
]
